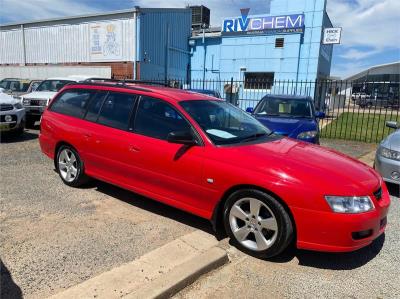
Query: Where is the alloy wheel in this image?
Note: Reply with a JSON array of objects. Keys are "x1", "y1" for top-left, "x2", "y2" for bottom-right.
[
  {"x1": 229, "y1": 197, "x2": 278, "y2": 251},
  {"x1": 58, "y1": 148, "x2": 78, "y2": 183}
]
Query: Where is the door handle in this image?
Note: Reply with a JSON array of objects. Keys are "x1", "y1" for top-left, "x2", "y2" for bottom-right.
[{"x1": 129, "y1": 145, "x2": 140, "y2": 152}]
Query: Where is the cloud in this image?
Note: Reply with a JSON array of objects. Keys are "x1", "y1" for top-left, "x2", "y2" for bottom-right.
[
  {"x1": 338, "y1": 48, "x2": 379, "y2": 60},
  {"x1": 0, "y1": 0, "x2": 102, "y2": 24},
  {"x1": 327, "y1": 0, "x2": 400, "y2": 77}
]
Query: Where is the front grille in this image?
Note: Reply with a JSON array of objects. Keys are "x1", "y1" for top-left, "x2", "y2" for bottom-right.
[
  {"x1": 0, "y1": 104, "x2": 14, "y2": 111},
  {"x1": 30, "y1": 99, "x2": 46, "y2": 106},
  {"x1": 373, "y1": 187, "x2": 382, "y2": 200}
]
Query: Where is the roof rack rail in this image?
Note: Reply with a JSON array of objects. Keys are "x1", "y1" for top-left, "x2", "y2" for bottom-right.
[{"x1": 84, "y1": 78, "x2": 170, "y2": 87}]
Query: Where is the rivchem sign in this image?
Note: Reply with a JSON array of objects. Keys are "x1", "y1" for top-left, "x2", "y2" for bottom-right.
[{"x1": 222, "y1": 8, "x2": 304, "y2": 36}]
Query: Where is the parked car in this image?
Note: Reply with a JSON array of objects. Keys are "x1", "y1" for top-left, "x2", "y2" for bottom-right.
[
  {"x1": 0, "y1": 78, "x2": 42, "y2": 96},
  {"x1": 246, "y1": 95, "x2": 325, "y2": 144},
  {"x1": 356, "y1": 92, "x2": 398, "y2": 109},
  {"x1": 375, "y1": 121, "x2": 400, "y2": 185},
  {"x1": 0, "y1": 88, "x2": 25, "y2": 136},
  {"x1": 351, "y1": 92, "x2": 369, "y2": 102},
  {"x1": 39, "y1": 81, "x2": 390, "y2": 258},
  {"x1": 21, "y1": 76, "x2": 91, "y2": 127},
  {"x1": 188, "y1": 89, "x2": 222, "y2": 98}
]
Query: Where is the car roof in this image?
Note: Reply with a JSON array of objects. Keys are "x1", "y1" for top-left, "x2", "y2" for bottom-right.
[
  {"x1": 67, "y1": 82, "x2": 221, "y2": 102},
  {"x1": 262, "y1": 94, "x2": 312, "y2": 101}
]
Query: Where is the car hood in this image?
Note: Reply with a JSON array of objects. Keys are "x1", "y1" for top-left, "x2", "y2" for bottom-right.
[
  {"x1": 211, "y1": 138, "x2": 381, "y2": 195},
  {"x1": 380, "y1": 130, "x2": 400, "y2": 151},
  {"x1": 22, "y1": 91, "x2": 57, "y2": 99},
  {"x1": 0, "y1": 92, "x2": 18, "y2": 104},
  {"x1": 255, "y1": 115, "x2": 317, "y2": 137}
]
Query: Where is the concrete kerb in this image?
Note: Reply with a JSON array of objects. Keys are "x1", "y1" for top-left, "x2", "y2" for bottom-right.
[{"x1": 48, "y1": 230, "x2": 228, "y2": 299}]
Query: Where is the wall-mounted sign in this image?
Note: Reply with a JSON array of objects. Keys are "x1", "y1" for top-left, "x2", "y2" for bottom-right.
[
  {"x1": 222, "y1": 8, "x2": 305, "y2": 36},
  {"x1": 89, "y1": 22, "x2": 123, "y2": 61},
  {"x1": 323, "y1": 27, "x2": 342, "y2": 44}
]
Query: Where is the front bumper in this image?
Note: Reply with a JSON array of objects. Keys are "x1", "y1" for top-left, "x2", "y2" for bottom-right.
[
  {"x1": 375, "y1": 153, "x2": 400, "y2": 185},
  {"x1": 0, "y1": 109, "x2": 25, "y2": 132},
  {"x1": 24, "y1": 105, "x2": 46, "y2": 117},
  {"x1": 293, "y1": 185, "x2": 391, "y2": 252}
]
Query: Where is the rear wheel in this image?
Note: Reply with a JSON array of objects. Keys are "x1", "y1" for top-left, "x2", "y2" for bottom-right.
[
  {"x1": 223, "y1": 189, "x2": 293, "y2": 258},
  {"x1": 56, "y1": 145, "x2": 89, "y2": 187}
]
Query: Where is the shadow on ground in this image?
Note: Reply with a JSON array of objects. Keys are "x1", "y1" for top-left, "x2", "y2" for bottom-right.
[
  {"x1": 93, "y1": 180, "x2": 214, "y2": 235},
  {"x1": 0, "y1": 128, "x2": 39, "y2": 143},
  {"x1": 387, "y1": 182, "x2": 399, "y2": 198},
  {"x1": 0, "y1": 259, "x2": 23, "y2": 299},
  {"x1": 267, "y1": 233, "x2": 385, "y2": 270}
]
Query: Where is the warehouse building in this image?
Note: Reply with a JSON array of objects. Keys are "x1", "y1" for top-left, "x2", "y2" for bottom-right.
[
  {"x1": 190, "y1": 0, "x2": 333, "y2": 83},
  {"x1": 0, "y1": 7, "x2": 192, "y2": 80}
]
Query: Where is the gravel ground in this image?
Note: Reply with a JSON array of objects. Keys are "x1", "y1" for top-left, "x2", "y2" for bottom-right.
[
  {"x1": 320, "y1": 138, "x2": 377, "y2": 159},
  {"x1": 0, "y1": 129, "x2": 211, "y2": 299}
]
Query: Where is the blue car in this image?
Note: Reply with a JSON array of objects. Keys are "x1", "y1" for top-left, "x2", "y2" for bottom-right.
[{"x1": 246, "y1": 95, "x2": 325, "y2": 144}]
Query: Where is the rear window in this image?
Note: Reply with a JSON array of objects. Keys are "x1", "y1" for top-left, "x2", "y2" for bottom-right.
[
  {"x1": 97, "y1": 92, "x2": 137, "y2": 130},
  {"x1": 50, "y1": 90, "x2": 95, "y2": 118}
]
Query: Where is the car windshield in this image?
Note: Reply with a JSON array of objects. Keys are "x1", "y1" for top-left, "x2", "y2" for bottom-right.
[
  {"x1": 254, "y1": 97, "x2": 314, "y2": 118},
  {"x1": 36, "y1": 80, "x2": 74, "y2": 92},
  {"x1": 180, "y1": 100, "x2": 272, "y2": 145},
  {"x1": 0, "y1": 80, "x2": 29, "y2": 92}
]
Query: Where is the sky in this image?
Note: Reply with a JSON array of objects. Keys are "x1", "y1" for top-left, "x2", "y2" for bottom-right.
[{"x1": 0, "y1": 0, "x2": 399, "y2": 78}]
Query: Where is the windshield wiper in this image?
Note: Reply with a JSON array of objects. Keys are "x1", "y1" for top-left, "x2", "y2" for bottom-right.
[{"x1": 239, "y1": 132, "x2": 269, "y2": 143}]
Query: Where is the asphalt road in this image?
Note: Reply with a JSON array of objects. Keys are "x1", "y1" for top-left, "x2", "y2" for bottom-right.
[{"x1": 0, "y1": 129, "x2": 211, "y2": 299}]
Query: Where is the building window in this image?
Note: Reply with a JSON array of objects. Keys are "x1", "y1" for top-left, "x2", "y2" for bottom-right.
[
  {"x1": 275, "y1": 38, "x2": 284, "y2": 48},
  {"x1": 244, "y1": 72, "x2": 275, "y2": 89}
]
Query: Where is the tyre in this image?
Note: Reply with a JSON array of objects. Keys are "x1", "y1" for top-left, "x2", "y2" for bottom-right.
[
  {"x1": 56, "y1": 145, "x2": 89, "y2": 187},
  {"x1": 25, "y1": 117, "x2": 36, "y2": 128},
  {"x1": 223, "y1": 189, "x2": 294, "y2": 258}
]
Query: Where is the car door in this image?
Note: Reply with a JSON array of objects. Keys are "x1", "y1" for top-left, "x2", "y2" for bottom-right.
[
  {"x1": 126, "y1": 96, "x2": 211, "y2": 216},
  {"x1": 81, "y1": 91, "x2": 141, "y2": 187}
]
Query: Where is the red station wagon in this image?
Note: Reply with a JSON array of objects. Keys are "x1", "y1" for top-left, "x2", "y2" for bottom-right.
[{"x1": 39, "y1": 80, "x2": 391, "y2": 258}]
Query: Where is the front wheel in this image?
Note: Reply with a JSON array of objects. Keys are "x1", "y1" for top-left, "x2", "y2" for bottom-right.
[
  {"x1": 56, "y1": 145, "x2": 90, "y2": 187},
  {"x1": 223, "y1": 189, "x2": 294, "y2": 258}
]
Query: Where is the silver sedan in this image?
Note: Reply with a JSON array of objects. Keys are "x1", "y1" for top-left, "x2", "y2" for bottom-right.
[{"x1": 375, "y1": 121, "x2": 400, "y2": 185}]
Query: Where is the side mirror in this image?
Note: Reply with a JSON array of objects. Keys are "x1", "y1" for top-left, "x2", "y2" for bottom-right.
[
  {"x1": 246, "y1": 107, "x2": 254, "y2": 113},
  {"x1": 315, "y1": 111, "x2": 325, "y2": 119},
  {"x1": 386, "y1": 121, "x2": 399, "y2": 129},
  {"x1": 167, "y1": 130, "x2": 198, "y2": 145}
]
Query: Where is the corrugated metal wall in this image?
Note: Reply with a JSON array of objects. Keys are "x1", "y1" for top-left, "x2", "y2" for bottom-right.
[
  {"x1": 139, "y1": 9, "x2": 191, "y2": 80},
  {"x1": 0, "y1": 14, "x2": 136, "y2": 64},
  {"x1": 0, "y1": 65, "x2": 111, "y2": 80},
  {"x1": 0, "y1": 29, "x2": 24, "y2": 64}
]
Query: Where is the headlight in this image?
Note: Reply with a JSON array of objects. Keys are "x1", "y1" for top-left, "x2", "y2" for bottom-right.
[
  {"x1": 380, "y1": 146, "x2": 400, "y2": 161},
  {"x1": 4, "y1": 115, "x2": 13, "y2": 122},
  {"x1": 297, "y1": 130, "x2": 318, "y2": 139},
  {"x1": 22, "y1": 98, "x2": 30, "y2": 105},
  {"x1": 325, "y1": 196, "x2": 374, "y2": 213},
  {"x1": 14, "y1": 102, "x2": 23, "y2": 109}
]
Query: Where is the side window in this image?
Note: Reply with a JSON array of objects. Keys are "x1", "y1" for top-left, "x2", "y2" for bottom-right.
[
  {"x1": 50, "y1": 90, "x2": 95, "y2": 118},
  {"x1": 134, "y1": 96, "x2": 190, "y2": 140},
  {"x1": 97, "y1": 92, "x2": 136, "y2": 130},
  {"x1": 84, "y1": 92, "x2": 108, "y2": 122}
]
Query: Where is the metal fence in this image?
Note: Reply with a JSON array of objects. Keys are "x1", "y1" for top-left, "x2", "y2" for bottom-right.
[{"x1": 140, "y1": 78, "x2": 400, "y2": 143}]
